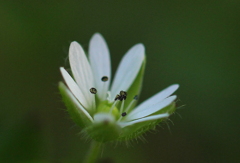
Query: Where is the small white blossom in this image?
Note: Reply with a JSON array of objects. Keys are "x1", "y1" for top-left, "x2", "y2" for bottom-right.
[{"x1": 59, "y1": 33, "x2": 179, "y2": 142}]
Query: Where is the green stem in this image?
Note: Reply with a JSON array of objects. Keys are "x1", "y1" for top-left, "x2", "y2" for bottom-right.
[{"x1": 84, "y1": 140, "x2": 102, "y2": 163}]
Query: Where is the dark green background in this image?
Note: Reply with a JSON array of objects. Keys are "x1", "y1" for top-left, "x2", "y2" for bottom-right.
[{"x1": 1, "y1": 1, "x2": 239, "y2": 162}]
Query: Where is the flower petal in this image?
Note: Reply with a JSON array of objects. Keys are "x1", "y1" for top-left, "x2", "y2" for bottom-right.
[
  {"x1": 119, "y1": 113, "x2": 169, "y2": 128},
  {"x1": 126, "y1": 95, "x2": 177, "y2": 121},
  {"x1": 58, "y1": 82, "x2": 93, "y2": 128},
  {"x1": 123, "y1": 57, "x2": 146, "y2": 112},
  {"x1": 60, "y1": 67, "x2": 89, "y2": 109},
  {"x1": 110, "y1": 44, "x2": 145, "y2": 101},
  {"x1": 89, "y1": 33, "x2": 111, "y2": 101},
  {"x1": 130, "y1": 84, "x2": 179, "y2": 114},
  {"x1": 69, "y1": 41, "x2": 95, "y2": 110}
]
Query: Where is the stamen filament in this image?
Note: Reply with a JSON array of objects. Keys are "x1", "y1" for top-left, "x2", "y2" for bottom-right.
[
  {"x1": 117, "y1": 101, "x2": 125, "y2": 122},
  {"x1": 101, "y1": 76, "x2": 109, "y2": 100},
  {"x1": 124, "y1": 95, "x2": 138, "y2": 113},
  {"x1": 118, "y1": 111, "x2": 127, "y2": 122},
  {"x1": 92, "y1": 95, "x2": 96, "y2": 111},
  {"x1": 89, "y1": 87, "x2": 97, "y2": 111},
  {"x1": 109, "y1": 100, "x2": 118, "y2": 114},
  {"x1": 119, "y1": 100, "x2": 125, "y2": 114},
  {"x1": 118, "y1": 116, "x2": 123, "y2": 122}
]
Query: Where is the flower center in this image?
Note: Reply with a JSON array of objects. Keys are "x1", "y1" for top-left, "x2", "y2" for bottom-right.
[{"x1": 90, "y1": 76, "x2": 139, "y2": 121}]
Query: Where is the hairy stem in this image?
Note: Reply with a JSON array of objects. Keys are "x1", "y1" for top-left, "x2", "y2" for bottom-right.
[{"x1": 84, "y1": 140, "x2": 102, "y2": 163}]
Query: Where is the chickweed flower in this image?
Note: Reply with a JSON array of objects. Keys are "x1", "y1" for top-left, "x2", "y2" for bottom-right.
[{"x1": 59, "y1": 33, "x2": 179, "y2": 143}]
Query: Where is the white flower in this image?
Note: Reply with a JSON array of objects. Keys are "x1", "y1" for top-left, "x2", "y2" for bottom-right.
[{"x1": 59, "y1": 33, "x2": 179, "y2": 142}]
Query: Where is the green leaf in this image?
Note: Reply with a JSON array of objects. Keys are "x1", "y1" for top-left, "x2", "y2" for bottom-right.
[{"x1": 58, "y1": 82, "x2": 93, "y2": 128}]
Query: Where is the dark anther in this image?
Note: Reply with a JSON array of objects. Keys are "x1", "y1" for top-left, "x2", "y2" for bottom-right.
[
  {"x1": 118, "y1": 96, "x2": 125, "y2": 101},
  {"x1": 120, "y1": 91, "x2": 127, "y2": 96},
  {"x1": 119, "y1": 91, "x2": 127, "y2": 101},
  {"x1": 115, "y1": 91, "x2": 127, "y2": 101},
  {"x1": 121, "y1": 112, "x2": 127, "y2": 117},
  {"x1": 115, "y1": 94, "x2": 120, "y2": 101},
  {"x1": 90, "y1": 88, "x2": 97, "y2": 94},
  {"x1": 118, "y1": 96, "x2": 123, "y2": 101},
  {"x1": 134, "y1": 95, "x2": 138, "y2": 100},
  {"x1": 101, "y1": 76, "x2": 109, "y2": 82}
]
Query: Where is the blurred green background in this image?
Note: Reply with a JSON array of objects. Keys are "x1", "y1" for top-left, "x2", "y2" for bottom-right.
[{"x1": 1, "y1": 0, "x2": 239, "y2": 162}]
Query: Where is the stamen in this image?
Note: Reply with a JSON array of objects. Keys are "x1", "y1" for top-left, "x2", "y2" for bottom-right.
[
  {"x1": 101, "y1": 76, "x2": 108, "y2": 82},
  {"x1": 115, "y1": 91, "x2": 128, "y2": 120},
  {"x1": 89, "y1": 87, "x2": 97, "y2": 94},
  {"x1": 118, "y1": 111, "x2": 127, "y2": 122},
  {"x1": 89, "y1": 88, "x2": 97, "y2": 110},
  {"x1": 119, "y1": 91, "x2": 127, "y2": 101},
  {"x1": 133, "y1": 95, "x2": 138, "y2": 100},
  {"x1": 121, "y1": 112, "x2": 127, "y2": 117},
  {"x1": 125, "y1": 95, "x2": 138, "y2": 113},
  {"x1": 115, "y1": 94, "x2": 120, "y2": 101},
  {"x1": 120, "y1": 91, "x2": 127, "y2": 96},
  {"x1": 101, "y1": 76, "x2": 109, "y2": 99}
]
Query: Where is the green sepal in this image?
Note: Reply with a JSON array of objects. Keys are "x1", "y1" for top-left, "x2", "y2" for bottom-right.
[
  {"x1": 122, "y1": 56, "x2": 146, "y2": 111},
  {"x1": 118, "y1": 117, "x2": 163, "y2": 141},
  {"x1": 84, "y1": 120, "x2": 121, "y2": 143},
  {"x1": 118, "y1": 103, "x2": 176, "y2": 141},
  {"x1": 58, "y1": 82, "x2": 93, "y2": 128}
]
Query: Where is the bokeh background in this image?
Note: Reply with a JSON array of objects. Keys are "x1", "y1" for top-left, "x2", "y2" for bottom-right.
[{"x1": 1, "y1": 0, "x2": 239, "y2": 162}]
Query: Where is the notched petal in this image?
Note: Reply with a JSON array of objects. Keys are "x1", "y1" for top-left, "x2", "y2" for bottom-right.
[
  {"x1": 110, "y1": 44, "x2": 145, "y2": 101},
  {"x1": 89, "y1": 33, "x2": 111, "y2": 101},
  {"x1": 126, "y1": 95, "x2": 177, "y2": 121},
  {"x1": 69, "y1": 41, "x2": 95, "y2": 109},
  {"x1": 130, "y1": 84, "x2": 179, "y2": 115}
]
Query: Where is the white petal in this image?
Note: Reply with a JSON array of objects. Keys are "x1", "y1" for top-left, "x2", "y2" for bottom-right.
[
  {"x1": 130, "y1": 84, "x2": 179, "y2": 114},
  {"x1": 110, "y1": 44, "x2": 145, "y2": 101},
  {"x1": 126, "y1": 95, "x2": 177, "y2": 121},
  {"x1": 60, "y1": 67, "x2": 89, "y2": 109},
  {"x1": 119, "y1": 113, "x2": 169, "y2": 128},
  {"x1": 89, "y1": 33, "x2": 111, "y2": 101},
  {"x1": 69, "y1": 41, "x2": 95, "y2": 109},
  {"x1": 63, "y1": 85, "x2": 93, "y2": 123}
]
